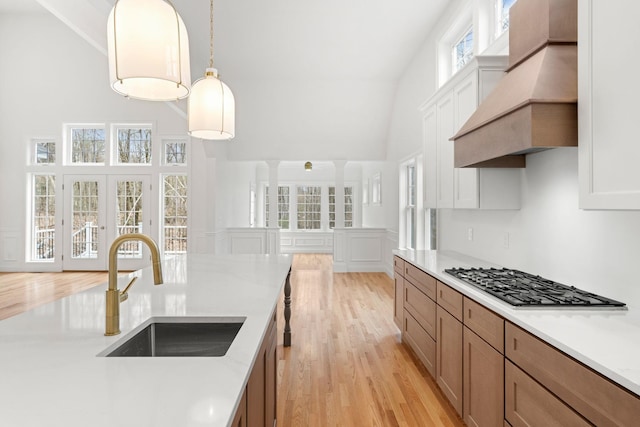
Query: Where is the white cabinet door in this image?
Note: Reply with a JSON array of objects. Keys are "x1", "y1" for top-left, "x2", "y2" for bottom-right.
[
  {"x1": 423, "y1": 104, "x2": 438, "y2": 209},
  {"x1": 437, "y1": 93, "x2": 455, "y2": 208},
  {"x1": 579, "y1": 0, "x2": 640, "y2": 209},
  {"x1": 453, "y1": 73, "x2": 480, "y2": 209}
]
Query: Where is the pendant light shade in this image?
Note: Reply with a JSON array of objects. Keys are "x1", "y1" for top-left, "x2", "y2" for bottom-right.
[
  {"x1": 107, "y1": 0, "x2": 191, "y2": 101},
  {"x1": 188, "y1": 68, "x2": 235, "y2": 140},
  {"x1": 188, "y1": 0, "x2": 235, "y2": 140}
]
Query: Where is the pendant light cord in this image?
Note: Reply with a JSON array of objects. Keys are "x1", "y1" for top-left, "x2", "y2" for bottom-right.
[{"x1": 209, "y1": 0, "x2": 214, "y2": 68}]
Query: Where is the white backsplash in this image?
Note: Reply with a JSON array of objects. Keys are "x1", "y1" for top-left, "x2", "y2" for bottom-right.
[{"x1": 439, "y1": 147, "x2": 640, "y2": 305}]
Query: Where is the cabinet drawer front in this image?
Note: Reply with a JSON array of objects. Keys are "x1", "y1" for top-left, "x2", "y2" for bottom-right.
[
  {"x1": 393, "y1": 256, "x2": 405, "y2": 275},
  {"x1": 506, "y1": 322, "x2": 640, "y2": 427},
  {"x1": 403, "y1": 309, "x2": 436, "y2": 377},
  {"x1": 505, "y1": 361, "x2": 590, "y2": 427},
  {"x1": 463, "y1": 297, "x2": 504, "y2": 353},
  {"x1": 437, "y1": 281, "x2": 463, "y2": 321},
  {"x1": 404, "y1": 280, "x2": 436, "y2": 339},
  {"x1": 404, "y1": 263, "x2": 436, "y2": 300}
]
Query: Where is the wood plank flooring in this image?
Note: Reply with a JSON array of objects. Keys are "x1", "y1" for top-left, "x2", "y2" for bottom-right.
[
  {"x1": 0, "y1": 255, "x2": 464, "y2": 426},
  {"x1": 277, "y1": 254, "x2": 464, "y2": 427}
]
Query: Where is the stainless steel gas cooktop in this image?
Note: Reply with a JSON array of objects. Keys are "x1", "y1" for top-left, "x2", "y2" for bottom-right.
[{"x1": 444, "y1": 267, "x2": 626, "y2": 308}]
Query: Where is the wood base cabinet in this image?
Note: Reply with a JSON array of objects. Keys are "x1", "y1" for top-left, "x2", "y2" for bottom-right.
[
  {"x1": 245, "y1": 308, "x2": 278, "y2": 427},
  {"x1": 231, "y1": 390, "x2": 247, "y2": 427},
  {"x1": 436, "y1": 305, "x2": 463, "y2": 416},
  {"x1": 463, "y1": 327, "x2": 504, "y2": 427},
  {"x1": 505, "y1": 361, "x2": 590, "y2": 427},
  {"x1": 393, "y1": 256, "x2": 405, "y2": 329},
  {"x1": 506, "y1": 322, "x2": 640, "y2": 427}
]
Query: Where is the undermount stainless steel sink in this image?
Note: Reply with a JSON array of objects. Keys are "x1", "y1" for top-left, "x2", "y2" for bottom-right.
[{"x1": 100, "y1": 317, "x2": 245, "y2": 357}]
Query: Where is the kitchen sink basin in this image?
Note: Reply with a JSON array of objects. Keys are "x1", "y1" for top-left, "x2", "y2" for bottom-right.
[{"x1": 101, "y1": 318, "x2": 245, "y2": 357}]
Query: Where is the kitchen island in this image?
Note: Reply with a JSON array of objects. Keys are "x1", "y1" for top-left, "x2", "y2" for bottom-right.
[{"x1": 0, "y1": 254, "x2": 292, "y2": 427}]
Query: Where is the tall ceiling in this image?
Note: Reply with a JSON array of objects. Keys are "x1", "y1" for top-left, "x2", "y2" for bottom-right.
[{"x1": 4, "y1": 0, "x2": 448, "y2": 161}]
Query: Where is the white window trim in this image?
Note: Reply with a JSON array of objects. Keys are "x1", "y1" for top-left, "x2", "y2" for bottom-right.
[{"x1": 437, "y1": 4, "x2": 474, "y2": 87}]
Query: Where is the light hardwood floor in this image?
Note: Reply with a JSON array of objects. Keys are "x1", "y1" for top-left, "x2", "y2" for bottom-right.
[
  {"x1": 0, "y1": 255, "x2": 464, "y2": 426},
  {"x1": 277, "y1": 254, "x2": 463, "y2": 426}
]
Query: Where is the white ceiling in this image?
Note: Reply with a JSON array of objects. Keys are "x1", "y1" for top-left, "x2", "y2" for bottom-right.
[{"x1": 4, "y1": 0, "x2": 448, "y2": 161}]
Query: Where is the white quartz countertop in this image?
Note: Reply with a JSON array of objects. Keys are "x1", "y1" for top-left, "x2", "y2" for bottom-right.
[
  {"x1": 393, "y1": 249, "x2": 640, "y2": 397},
  {"x1": 0, "y1": 254, "x2": 292, "y2": 427}
]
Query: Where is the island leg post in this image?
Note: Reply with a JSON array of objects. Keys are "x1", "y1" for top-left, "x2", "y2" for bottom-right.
[{"x1": 284, "y1": 268, "x2": 292, "y2": 347}]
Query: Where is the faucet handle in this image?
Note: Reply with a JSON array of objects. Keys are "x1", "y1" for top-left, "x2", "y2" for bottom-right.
[{"x1": 120, "y1": 277, "x2": 138, "y2": 302}]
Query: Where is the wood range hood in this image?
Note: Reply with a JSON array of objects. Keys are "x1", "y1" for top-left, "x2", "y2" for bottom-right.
[{"x1": 452, "y1": 0, "x2": 578, "y2": 168}]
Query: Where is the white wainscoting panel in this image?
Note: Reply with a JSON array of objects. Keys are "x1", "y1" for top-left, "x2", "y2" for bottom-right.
[
  {"x1": 333, "y1": 228, "x2": 387, "y2": 273},
  {"x1": 227, "y1": 228, "x2": 268, "y2": 254},
  {"x1": 279, "y1": 231, "x2": 333, "y2": 254}
]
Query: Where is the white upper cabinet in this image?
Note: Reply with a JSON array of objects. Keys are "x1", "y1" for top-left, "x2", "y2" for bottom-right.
[
  {"x1": 579, "y1": 0, "x2": 640, "y2": 209},
  {"x1": 420, "y1": 56, "x2": 521, "y2": 210}
]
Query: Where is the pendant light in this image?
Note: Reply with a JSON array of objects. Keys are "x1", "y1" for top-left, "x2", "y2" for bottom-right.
[
  {"x1": 305, "y1": 162, "x2": 312, "y2": 171},
  {"x1": 188, "y1": 0, "x2": 235, "y2": 140},
  {"x1": 107, "y1": 0, "x2": 191, "y2": 101}
]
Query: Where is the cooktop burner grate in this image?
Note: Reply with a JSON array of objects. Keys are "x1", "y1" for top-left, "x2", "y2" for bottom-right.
[{"x1": 444, "y1": 268, "x2": 626, "y2": 307}]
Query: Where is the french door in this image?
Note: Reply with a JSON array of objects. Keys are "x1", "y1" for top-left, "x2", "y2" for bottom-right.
[{"x1": 63, "y1": 174, "x2": 152, "y2": 271}]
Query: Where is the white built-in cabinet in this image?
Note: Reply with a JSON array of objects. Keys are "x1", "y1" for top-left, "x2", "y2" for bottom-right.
[
  {"x1": 578, "y1": 0, "x2": 640, "y2": 209},
  {"x1": 421, "y1": 56, "x2": 520, "y2": 210}
]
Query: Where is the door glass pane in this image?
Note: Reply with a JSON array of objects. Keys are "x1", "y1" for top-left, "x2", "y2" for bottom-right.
[
  {"x1": 163, "y1": 175, "x2": 188, "y2": 254},
  {"x1": 116, "y1": 180, "x2": 144, "y2": 258},
  {"x1": 71, "y1": 181, "x2": 99, "y2": 259},
  {"x1": 32, "y1": 175, "x2": 55, "y2": 260}
]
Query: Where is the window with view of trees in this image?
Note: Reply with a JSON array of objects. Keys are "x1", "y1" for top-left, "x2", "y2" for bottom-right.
[
  {"x1": 71, "y1": 127, "x2": 105, "y2": 164},
  {"x1": 452, "y1": 27, "x2": 474, "y2": 73},
  {"x1": 296, "y1": 186, "x2": 322, "y2": 230},
  {"x1": 35, "y1": 140, "x2": 55, "y2": 165},
  {"x1": 265, "y1": 186, "x2": 290, "y2": 229},
  {"x1": 496, "y1": 0, "x2": 517, "y2": 36},
  {"x1": 329, "y1": 186, "x2": 353, "y2": 228},
  {"x1": 116, "y1": 127, "x2": 152, "y2": 164},
  {"x1": 163, "y1": 175, "x2": 188, "y2": 254},
  {"x1": 164, "y1": 140, "x2": 186, "y2": 165},
  {"x1": 31, "y1": 174, "x2": 56, "y2": 261},
  {"x1": 406, "y1": 164, "x2": 417, "y2": 249}
]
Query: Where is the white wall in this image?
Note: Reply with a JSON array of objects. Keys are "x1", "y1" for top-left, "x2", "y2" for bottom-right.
[
  {"x1": 439, "y1": 148, "x2": 640, "y2": 303},
  {"x1": 361, "y1": 161, "x2": 398, "y2": 231}
]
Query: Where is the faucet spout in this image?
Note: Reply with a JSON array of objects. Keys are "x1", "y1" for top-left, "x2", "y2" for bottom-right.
[{"x1": 105, "y1": 233, "x2": 164, "y2": 336}]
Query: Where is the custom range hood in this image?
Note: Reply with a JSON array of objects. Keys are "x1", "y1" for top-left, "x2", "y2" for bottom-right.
[{"x1": 452, "y1": 0, "x2": 577, "y2": 168}]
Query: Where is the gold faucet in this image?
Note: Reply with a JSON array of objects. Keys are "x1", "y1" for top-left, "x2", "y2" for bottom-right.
[{"x1": 105, "y1": 233, "x2": 163, "y2": 336}]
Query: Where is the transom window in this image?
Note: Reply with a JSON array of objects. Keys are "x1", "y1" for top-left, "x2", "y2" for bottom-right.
[
  {"x1": 34, "y1": 139, "x2": 56, "y2": 165},
  {"x1": 296, "y1": 186, "x2": 322, "y2": 230},
  {"x1": 452, "y1": 27, "x2": 474, "y2": 73},
  {"x1": 496, "y1": 0, "x2": 517, "y2": 37},
  {"x1": 70, "y1": 127, "x2": 105, "y2": 164},
  {"x1": 115, "y1": 126, "x2": 152, "y2": 164},
  {"x1": 164, "y1": 140, "x2": 187, "y2": 165}
]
